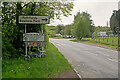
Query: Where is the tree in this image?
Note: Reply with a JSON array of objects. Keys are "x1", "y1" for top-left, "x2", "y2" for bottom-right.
[
  {"x1": 64, "y1": 25, "x2": 71, "y2": 35},
  {"x1": 56, "y1": 24, "x2": 63, "y2": 34},
  {"x1": 110, "y1": 10, "x2": 120, "y2": 34},
  {"x1": 60, "y1": 30, "x2": 64, "y2": 35},
  {"x1": 1, "y1": 2, "x2": 73, "y2": 58},
  {"x1": 71, "y1": 12, "x2": 92, "y2": 40},
  {"x1": 89, "y1": 20, "x2": 94, "y2": 38}
]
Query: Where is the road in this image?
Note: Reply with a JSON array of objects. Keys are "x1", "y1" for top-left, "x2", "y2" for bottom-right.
[{"x1": 50, "y1": 38, "x2": 118, "y2": 78}]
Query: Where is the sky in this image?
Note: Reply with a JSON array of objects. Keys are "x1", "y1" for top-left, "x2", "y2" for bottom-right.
[{"x1": 48, "y1": 0, "x2": 119, "y2": 27}]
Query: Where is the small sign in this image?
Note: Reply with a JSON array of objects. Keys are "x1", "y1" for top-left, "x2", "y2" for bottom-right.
[
  {"x1": 41, "y1": 42, "x2": 45, "y2": 47},
  {"x1": 19, "y1": 15, "x2": 50, "y2": 24},
  {"x1": 23, "y1": 33, "x2": 45, "y2": 41},
  {"x1": 26, "y1": 42, "x2": 41, "y2": 47}
]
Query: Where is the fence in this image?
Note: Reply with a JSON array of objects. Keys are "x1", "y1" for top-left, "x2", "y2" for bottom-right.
[{"x1": 93, "y1": 36, "x2": 118, "y2": 47}]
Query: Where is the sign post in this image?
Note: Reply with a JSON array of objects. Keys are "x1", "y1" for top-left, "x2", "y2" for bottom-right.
[
  {"x1": 41, "y1": 24, "x2": 44, "y2": 55},
  {"x1": 19, "y1": 15, "x2": 50, "y2": 59},
  {"x1": 25, "y1": 24, "x2": 27, "y2": 56}
]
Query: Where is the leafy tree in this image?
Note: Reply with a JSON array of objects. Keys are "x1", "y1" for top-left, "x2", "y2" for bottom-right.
[
  {"x1": 110, "y1": 10, "x2": 120, "y2": 34},
  {"x1": 106, "y1": 31, "x2": 113, "y2": 35},
  {"x1": 89, "y1": 20, "x2": 94, "y2": 38},
  {"x1": 60, "y1": 30, "x2": 64, "y2": 35},
  {"x1": 93, "y1": 26, "x2": 112, "y2": 37},
  {"x1": 64, "y1": 25, "x2": 71, "y2": 35},
  {"x1": 1, "y1": 2, "x2": 73, "y2": 58},
  {"x1": 56, "y1": 24, "x2": 63, "y2": 34},
  {"x1": 71, "y1": 12, "x2": 92, "y2": 40}
]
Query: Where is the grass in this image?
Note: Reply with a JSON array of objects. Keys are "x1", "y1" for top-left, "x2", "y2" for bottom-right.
[
  {"x1": 2, "y1": 42, "x2": 72, "y2": 78},
  {"x1": 0, "y1": 59, "x2": 1, "y2": 79},
  {"x1": 70, "y1": 37, "x2": 118, "y2": 50},
  {"x1": 0, "y1": 27, "x2": 1, "y2": 79},
  {"x1": 50, "y1": 36, "x2": 72, "y2": 39},
  {"x1": 93, "y1": 37, "x2": 118, "y2": 46}
]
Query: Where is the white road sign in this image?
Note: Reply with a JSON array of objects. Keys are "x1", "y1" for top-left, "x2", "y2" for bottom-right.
[
  {"x1": 23, "y1": 33, "x2": 45, "y2": 41},
  {"x1": 19, "y1": 15, "x2": 50, "y2": 24}
]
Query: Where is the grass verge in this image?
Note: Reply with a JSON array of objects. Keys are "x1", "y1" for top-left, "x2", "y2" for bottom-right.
[
  {"x1": 70, "y1": 38, "x2": 118, "y2": 50},
  {"x1": 49, "y1": 36, "x2": 72, "y2": 39},
  {"x1": 2, "y1": 42, "x2": 72, "y2": 78}
]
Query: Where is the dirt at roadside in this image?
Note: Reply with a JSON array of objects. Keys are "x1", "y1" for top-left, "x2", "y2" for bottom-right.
[{"x1": 55, "y1": 69, "x2": 80, "y2": 79}]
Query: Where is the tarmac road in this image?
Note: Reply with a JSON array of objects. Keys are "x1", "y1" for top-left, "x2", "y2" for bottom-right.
[{"x1": 50, "y1": 38, "x2": 118, "y2": 78}]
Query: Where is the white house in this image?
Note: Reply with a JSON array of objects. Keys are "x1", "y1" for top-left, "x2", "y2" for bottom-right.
[{"x1": 97, "y1": 32, "x2": 107, "y2": 37}]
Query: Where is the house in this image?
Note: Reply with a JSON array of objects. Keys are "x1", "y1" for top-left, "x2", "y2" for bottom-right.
[{"x1": 97, "y1": 32, "x2": 107, "y2": 37}]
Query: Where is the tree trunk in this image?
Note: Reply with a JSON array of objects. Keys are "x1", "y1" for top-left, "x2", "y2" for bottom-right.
[
  {"x1": 77, "y1": 37, "x2": 82, "y2": 40},
  {"x1": 15, "y1": 2, "x2": 22, "y2": 49}
]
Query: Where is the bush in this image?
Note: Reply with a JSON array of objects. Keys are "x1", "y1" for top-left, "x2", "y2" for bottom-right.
[
  {"x1": 2, "y1": 36, "x2": 17, "y2": 58},
  {"x1": 2, "y1": 24, "x2": 49, "y2": 59}
]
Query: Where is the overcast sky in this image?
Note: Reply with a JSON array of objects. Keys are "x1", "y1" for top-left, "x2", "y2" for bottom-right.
[{"x1": 48, "y1": 0, "x2": 119, "y2": 26}]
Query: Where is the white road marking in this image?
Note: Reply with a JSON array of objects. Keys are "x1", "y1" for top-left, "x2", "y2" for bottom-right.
[
  {"x1": 96, "y1": 51, "x2": 110, "y2": 57},
  {"x1": 56, "y1": 44, "x2": 61, "y2": 46},
  {"x1": 74, "y1": 68, "x2": 82, "y2": 80},
  {"x1": 86, "y1": 51, "x2": 98, "y2": 56},
  {"x1": 108, "y1": 58, "x2": 118, "y2": 63},
  {"x1": 61, "y1": 44, "x2": 66, "y2": 46}
]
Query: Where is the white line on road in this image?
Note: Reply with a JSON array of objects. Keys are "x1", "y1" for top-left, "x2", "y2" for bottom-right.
[
  {"x1": 56, "y1": 44, "x2": 61, "y2": 46},
  {"x1": 86, "y1": 51, "x2": 98, "y2": 56},
  {"x1": 96, "y1": 51, "x2": 110, "y2": 57},
  {"x1": 74, "y1": 68, "x2": 82, "y2": 80},
  {"x1": 61, "y1": 44, "x2": 66, "y2": 46},
  {"x1": 108, "y1": 58, "x2": 118, "y2": 63}
]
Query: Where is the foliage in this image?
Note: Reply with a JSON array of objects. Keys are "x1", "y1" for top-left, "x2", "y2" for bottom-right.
[
  {"x1": 1, "y1": 2, "x2": 73, "y2": 58},
  {"x1": 71, "y1": 37, "x2": 118, "y2": 50},
  {"x1": 64, "y1": 25, "x2": 71, "y2": 35},
  {"x1": 93, "y1": 26, "x2": 113, "y2": 37},
  {"x1": 47, "y1": 26, "x2": 57, "y2": 37},
  {"x1": 71, "y1": 12, "x2": 92, "y2": 40},
  {"x1": 2, "y1": 23, "x2": 22, "y2": 58},
  {"x1": 106, "y1": 30, "x2": 113, "y2": 35},
  {"x1": 2, "y1": 43, "x2": 72, "y2": 78},
  {"x1": 56, "y1": 24, "x2": 65, "y2": 34},
  {"x1": 110, "y1": 9, "x2": 120, "y2": 34},
  {"x1": 60, "y1": 30, "x2": 64, "y2": 35},
  {"x1": 44, "y1": 25, "x2": 49, "y2": 49},
  {"x1": 93, "y1": 37, "x2": 118, "y2": 46}
]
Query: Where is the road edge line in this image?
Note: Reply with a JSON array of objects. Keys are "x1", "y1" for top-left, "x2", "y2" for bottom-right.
[{"x1": 74, "y1": 68, "x2": 82, "y2": 80}]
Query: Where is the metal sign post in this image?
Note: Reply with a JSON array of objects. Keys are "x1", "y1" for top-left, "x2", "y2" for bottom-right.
[
  {"x1": 19, "y1": 15, "x2": 49, "y2": 59},
  {"x1": 25, "y1": 24, "x2": 27, "y2": 56},
  {"x1": 42, "y1": 24, "x2": 44, "y2": 55}
]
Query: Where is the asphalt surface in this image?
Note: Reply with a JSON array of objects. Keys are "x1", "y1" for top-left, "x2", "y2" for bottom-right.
[{"x1": 50, "y1": 38, "x2": 118, "y2": 78}]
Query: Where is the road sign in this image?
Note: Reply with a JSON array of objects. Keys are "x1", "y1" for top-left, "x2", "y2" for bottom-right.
[
  {"x1": 23, "y1": 33, "x2": 45, "y2": 41},
  {"x1": 26, "y1": 42, "x2": 42, "y2": 47},
  {"x1": 19, "y1": 15, "x2": 50, "y2": 24},
  {"x1": 41, "y1": 42, "x2": 45, "y2": 47}
]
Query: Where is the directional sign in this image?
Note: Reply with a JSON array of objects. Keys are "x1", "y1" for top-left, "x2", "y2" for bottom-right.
[
  {"x1": 19, "y1": 15, "x2": 50, "y2": 24},
  {"x1": 23, "y1": 33, "x2": 45, "y2": 41}
]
